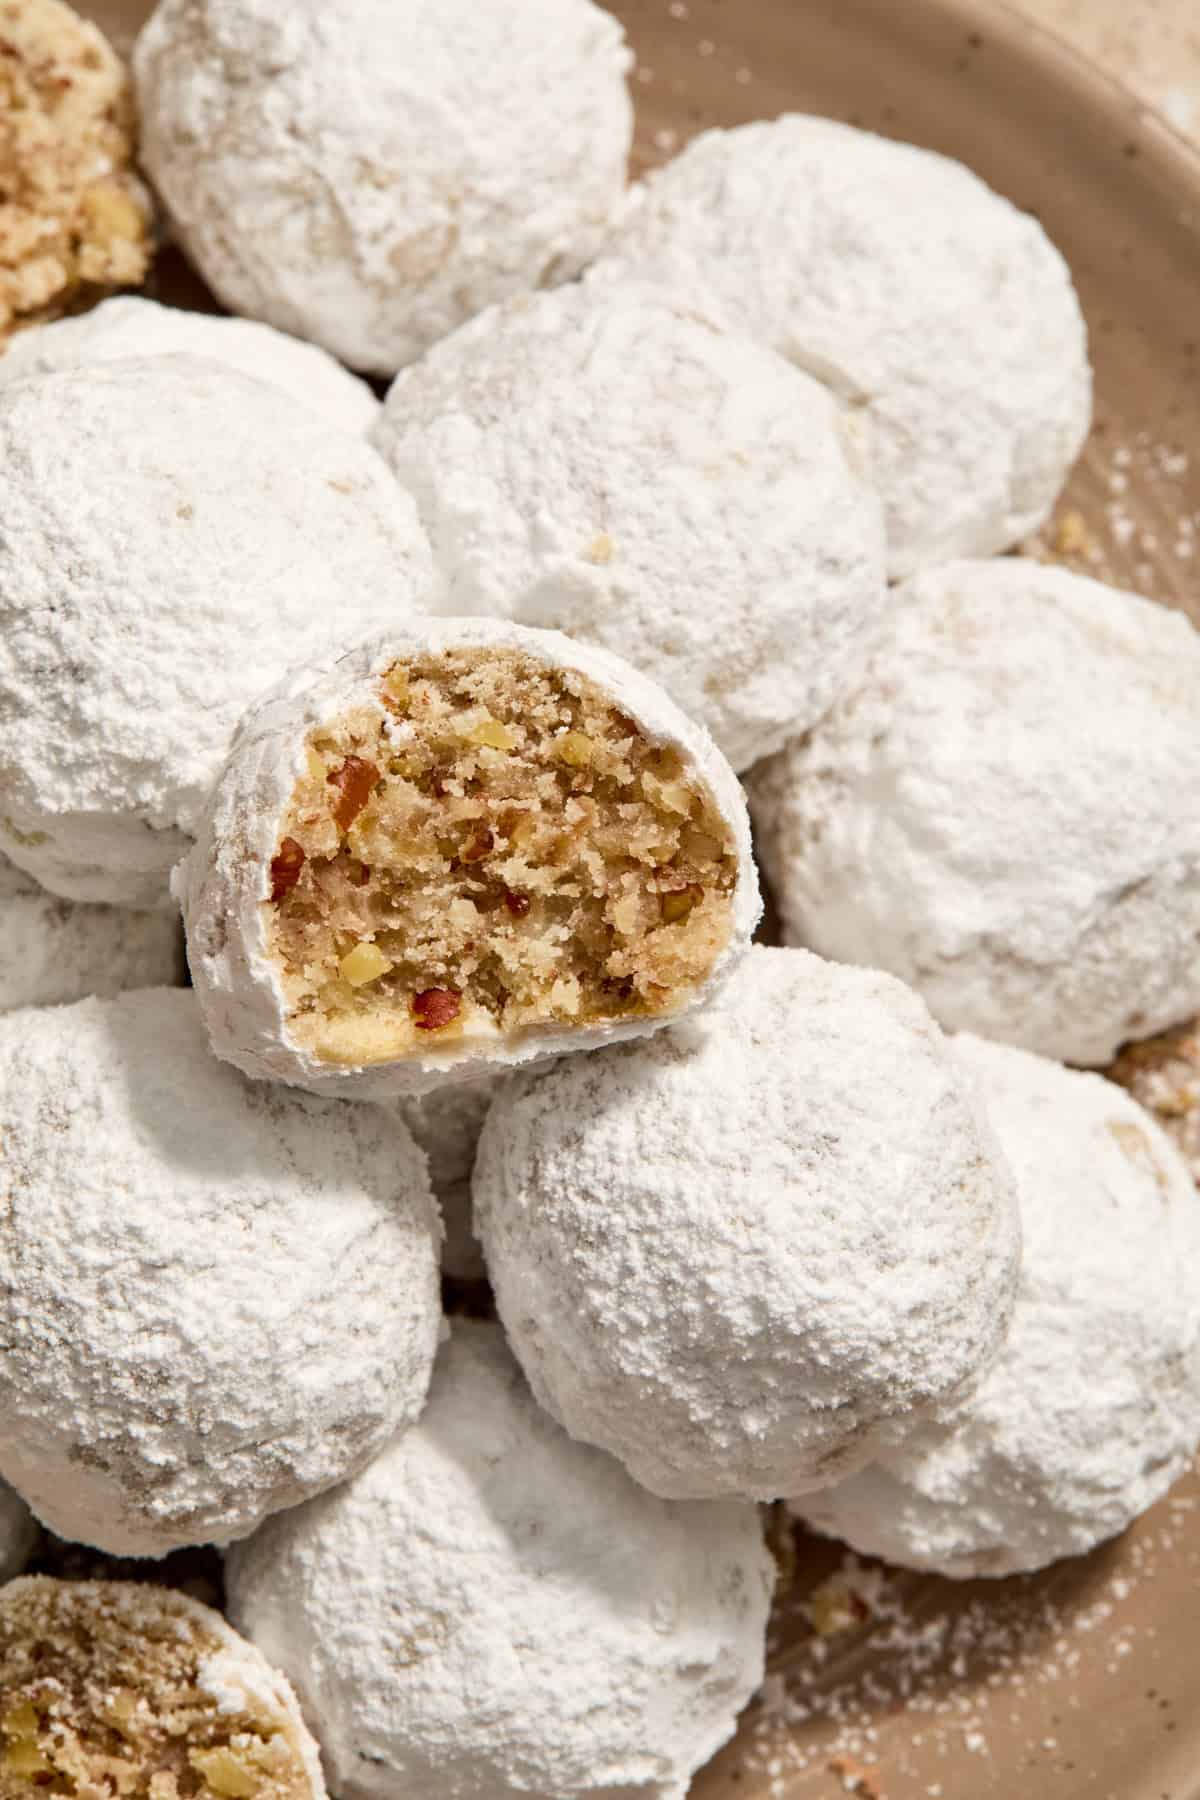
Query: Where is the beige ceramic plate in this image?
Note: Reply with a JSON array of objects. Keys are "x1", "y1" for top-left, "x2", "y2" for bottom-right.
[{"x1": 76, "y1": 1, "x2": 1200, "y2": 1795}]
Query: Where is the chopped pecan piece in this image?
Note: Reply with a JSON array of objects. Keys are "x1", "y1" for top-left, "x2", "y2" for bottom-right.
[
  {"x1": 327, "y1": 756, "x2": 379, "y2": 831},
  {"x1": 268, "y1": 837, "x2": 306, "y2": 902},
  {"x1": 412, "y1": 988, "x2": 461, "y2": 1031}
]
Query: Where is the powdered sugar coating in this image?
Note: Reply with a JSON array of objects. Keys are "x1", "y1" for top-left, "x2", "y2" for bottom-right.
[
  {"x1": 226, "y1": 1320, "x2": 773, "y2": 1800},
  {"x1": 0, "y1": 296, "x2": 379, "y2": 433},
  {"x1": 0, "y1": 356, "x2": 431, "y2": 909},
  {"x1": 177, "y1": 618, "x2": 760, "y2": 1099},
  {"x1": 474, "y1": 945, "x2": 1021, "y2": 1502},
  {"x1": 396, "y1": 1080, "x2": 497, "y2": 1280},
  {"x1": 798, "y1": 1036, "x2": 1200, "y2": 1577},
  {"x1": 747, "y1": 560, "x2": 1200, "y2": 1066},
  {"x1": 592, "y1": 117, "x2": 1091, "y2": 576},
  {"x1": 0, "y1": 1482, "x2": 36, "y2": 1581},
  {"x1": 134, "y1": 0, "x2": 633, "y2": 375},
  {"x1": 373, "y1": 284, "x2": 887, "y2": 771},
  {"x1": 0, "y1": 851, "x2": 184, "y2": 1012},
  {"x1": 0, "y1": 988, "x2": 441, "y2": 1557}
]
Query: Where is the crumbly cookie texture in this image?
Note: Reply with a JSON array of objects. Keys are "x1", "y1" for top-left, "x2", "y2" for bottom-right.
[
  {"x1": 748, "y1": 560, "x2": 1200, "y2": 1066},
  {"x1": 396, "y1": 1081, "x2": 497, "y2": 1280},
  {"x1": 373, "y1": 284, "x2": 887, "y2": 772},
  {"x1": 0, "y1": 0, "x2": 152, "y2": 347},
  {"x1": 0, "y1": 296, "x2": 379, "y2": 433},
  {"x1": 0, "y1": 988, "x2": 441, "y2": 1557},
  {"x1": 591, "y1": 116, "x2": 1091, "y2": 577},
  {"x1": 0, "y1": 355, "x2": 432, "y2": 910},
  {"x1": 0, "y1": 1579, "x2": 325, "y2": 1800},
  {"x1": 0, "y1": 1483, "x2": 36, "y2": 1583},
  {"x1": 799, "y1": 1036, "x2": 1200, "y2": 1577},
  {"x1": 226, "y1": 1321, "x2": 773, "y2": 1800},
  {"x1": 474, "y1": 945, "x2": 1021, "y2": 1503},
  {"x1": 177, "y1": 619, "x2": 760, "y2": 1099},
  {"x1": 134, "y1": 0, "x2": 633, "y2": 374},
  {"x1": 1109, "y1": 1018, "x2": 1200, "y2": 1181},
  {"x1": 0, "y1": 850, "x2": 184, "y2": 1011}
]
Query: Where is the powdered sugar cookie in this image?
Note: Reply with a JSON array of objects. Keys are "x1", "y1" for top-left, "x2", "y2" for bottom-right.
[
  {"x1": 0, "y1": 988, "x2": 441, "y2": 1556},
  {"x1": 226, "y1": 1321, "x2": 773, "y2": 1800},
  {"x1": 178, "y1": 620, "x2": 759, "y2": 1099},
  {"x1": 474, "y1": 946, "x2": 1020, "y2": 1502},
  {"x1": 0, "y1": 851, "x2": 184, "y2": 1012},
  {"x1": 798, "y1": 1036, "x2": 1200, "y2": 1577},
  {"x1": 135, "y1": 0, "x2": 633, "y2": 374},
  {"x1": 0, "y1": 356, "x2": 432, "y2": 909},
  {"x1": 592, "y1": 117, "x2": 1090, "y2": 575},
  {"x1": 0, "y1": 1579, "x2": 325, "y2": 1800},
  {"x1": 748, "y1": 560, "x2": 1200, "y2": 1065},
  {"x1": 373, "y1": 284, "x2": 887, "y2": 771},
  {"x1": 1, "y1": 296, "x2": 379, "y2": 433}
]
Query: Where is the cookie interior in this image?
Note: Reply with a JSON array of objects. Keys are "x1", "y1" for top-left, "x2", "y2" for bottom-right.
[
  {"x1": 265, "y1": 646, "x2": 739, "y2": 1066},
  {"x1": 0, "y1": 1580, "x2": 312, "y2": 1800}
]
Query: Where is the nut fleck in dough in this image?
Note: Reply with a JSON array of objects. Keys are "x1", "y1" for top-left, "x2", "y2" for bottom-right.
[
  {"x1": 0, "y1": 1483, "x2": 36, "y2": 1583},
  {"x1": 0, "y1": 296, "x2": 379, "y2": 433},
  {"x1": 0, "y1": 356, "x2": 432, "y2": 910},
  {"x1": 0, "y1": 988, "x2": 441, "y2": 1557},
  {"x1": 0, "y1": 851, "x2": 184, "y2": 1011},
  {"x1": 396, "y1": 1081, "x2": 498, "y2": 1280},
  {"x1": 178, "y1": 620, "x2": 760, "y2": 1099},
  {"x1": 474, "y1": 945, "x2": 1021, "y2": 1503},
  {"x1": 1109, "y1": 1018, "x2": 1200, "y2": 1182},
  {"x1": 373, "y1": 284, "x2": 887, "y2": 772},
  {"x1": 134, "y1": 0, "x2": 633, "y2": 374},
  {"x1": 592, "y1": 116, "x2": 1091, "y2": 576},
  {"x1": 748, "y1": 560, "x2": 1200, "y2": 1066},
  {"x1": 0, "y1": 1578, "x2": 325, "y2": 1800},
  {"x1": 799, "y1": 1037, "x2": 1200, "y2": 1577},
  {"x1": 0, "y1": 0, "x2": 152, "y2": 347},
  {"x1": 226, "y1": 1321, "x2": 774, "y2": 1800}
]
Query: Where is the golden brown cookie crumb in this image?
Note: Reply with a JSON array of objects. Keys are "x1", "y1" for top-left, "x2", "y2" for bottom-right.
[
  {"x1": 0, "y1": 1578, "x2": 323, "y2": 1800},
  {"x1": 0, "y1": 0, "x2": 151, "y2": 345}
]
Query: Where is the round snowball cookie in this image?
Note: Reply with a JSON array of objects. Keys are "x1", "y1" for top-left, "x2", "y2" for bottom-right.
[
  {"x1": 0, "y1": 1579, "x2": 326, "y2": 1800},
  {"x1": 0, "y1": 356, "x2": 431, "y2": 910},
  {"x1": 397, "y1": 1080, "x2": 499, "y2": 1280},
  {"x1": 747, "y1": 560, "x2": 1200, "y2": 1067},
  {"x1": 373, "y1": 285, "x2": 887, "y2": 772},
  {"x1": 134, "y1": 0, "x2": 634, "y2": 375},
  {"x1": 226, "y1": 1320, "x2": 773, "y2": 1800},
  {"x1": 0, "y1": 988, "x2": 441, "y2": 1557},
  {"x1": 474, "y1": 945, "x2": 1021, "y2": 1503},
  {"x1": 177, "y1": 618, "x2": 760, "y2": 1100},
  {"x1": 798, "y1": 1036, "x2": 1200, "y2": 1577},
  {"x1": 0, "y1": 296, "x2": 380, "y2": 433},
  {"x1": 0, "y1": 851, "x2": 184, "y2": 1012},
  {"x1": 591, "y1": 117, "x2": 1091, "y2": 576},
  {"x1": 0, "y1": 1483, "x2": 37, "y2": 1583}
]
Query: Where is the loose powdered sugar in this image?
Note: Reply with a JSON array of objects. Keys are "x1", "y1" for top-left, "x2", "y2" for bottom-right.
[
  {"x1": 474, "y1": 945, "x2": 1021, "y2": 1503},
  {"x1": 134, "y1": 0, "x2": 634, "y2": 374},
  {"x1": 0, "y1": 988, "x2": 442, "y2": 1557},
  {"x1": 226, "y1": 1320, "x2": 774, "y2": 1800},
  {"x1": 798, "y1": 1036, "x2": 1200, "y2": 1578},
  {"x1": 0, "y1": 355, "x2": 432, "y2": 909},
  {"x1": 0, "y1": 850, "x2": 184, "y2": 1012},
  {"x1": 591, "y1": 116, "x2": 1091, "y2": 576},
  {"x1": 747, "y1": 559, "x2": 1200, "y2": 1066},
  {"x1": 373, "y1": 283, "x2": 887, "y2": 771},
  {"x1": 0, "y1": 296, "x2": 380, "y2": 433}
]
